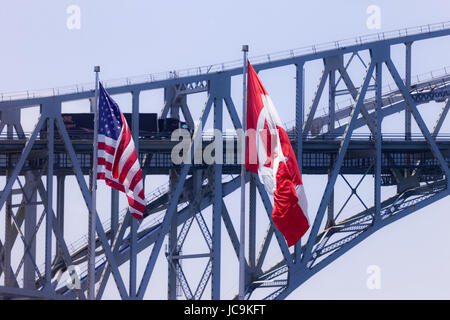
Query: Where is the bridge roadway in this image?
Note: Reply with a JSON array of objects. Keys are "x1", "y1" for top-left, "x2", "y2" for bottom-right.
[{"x1": 0, "y1": 135, "x2": 449, "y2": 179}]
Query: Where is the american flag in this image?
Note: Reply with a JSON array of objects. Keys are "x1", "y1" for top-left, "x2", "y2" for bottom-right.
[{"x1": 97, "y1": 82, "x2": 146, "y2": 219}]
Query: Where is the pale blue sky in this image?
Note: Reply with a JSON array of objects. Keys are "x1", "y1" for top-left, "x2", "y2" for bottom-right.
[{"x1": 1, "y1": 0, "x2": 450, "y2": 299}]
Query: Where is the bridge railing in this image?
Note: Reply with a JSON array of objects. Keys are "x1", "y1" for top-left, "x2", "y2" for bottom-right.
[
  {"x1": 2, "y1": 63, "x2": 450, "y2": 142},
  {"x1": 3, "y1": 130, "x2": 450, "y2": 143},
  {"x1": 1, "y1": 21, "x2": 449, "y2": 103}
]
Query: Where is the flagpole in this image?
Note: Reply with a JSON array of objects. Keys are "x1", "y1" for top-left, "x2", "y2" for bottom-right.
[
  {"x1": 239, "y1": 45, "x2": 248, "y2": 300},
  {"x1": 88, "y1": 65, "x2": 100, "y2": 300}
]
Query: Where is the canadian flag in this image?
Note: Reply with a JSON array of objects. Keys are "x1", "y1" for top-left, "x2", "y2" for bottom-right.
[{"x1": 245, "y1": 62, "x2": 309, "y2": 247}]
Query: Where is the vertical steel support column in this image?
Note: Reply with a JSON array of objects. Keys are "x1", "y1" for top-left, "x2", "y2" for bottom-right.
[
  {"x1": 296, "y1": 63, "x2": 305, "y2": 164},
  {"x1": 7, "y1": 122, "x2": 13, "y2": 139},
  {"x1": 302, "y1": 61, "x2": 375, "y2": 266},
  {"x1": 4, "y1": 169, "x2": 13, "y2": 287},
  {"x1": 89, "y1": 97, "x2": 95, "y2": 113},
  {"x1": 45, "y1": 117, "x2": 54, "y2": 288},
  {"x1": 167, "y1": 87, "x2": 180, "y2": 300},
  {"x1": 23, "y1": 172, "x2": 37, "y2": 289},
  {"x1": 294, "y1": 63, "x2": 305, "y2": 263},
  {"x1": 56, "y1": 175, "x2": 65, "y2": 259},
  {"x1": 327, "y1": 68, "x2": 336, "y2": 228},
  {"x1": 326, "y1": 169, "x2": 335, "y2": 227},
  {"x1": 4, "y1": 121, "x2": 14, "y2": 286},
  {"x1": 374, "y1": 62, "x2": 382, "y2": 223},
  {"x1": 404, "y1": 42, "x2": 413, "y2": 180},
  {"x1": 110, "y1": 189, "x2": 119, "y2": 242},
  {"x1": 130, "y1": 90, "x2": 140, "y2": 298},
  {"x1": 405, "y1": 42, "x2": 412, "y2": 141},
  {"x1": 328, "y1": 69, "x2": 336, "y2": 136},
  {"x1": 167, "y1": 170, "x2": 178, "y2": 300},
  {"x1": 212, "y1": 92, "x2": 223, "y2": 300}
]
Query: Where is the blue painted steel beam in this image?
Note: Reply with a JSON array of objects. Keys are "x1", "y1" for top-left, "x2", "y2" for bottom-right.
[
  {"x1": 212, "y1": 94, "x2": 223, "y2": 299},
  {"x1": 254, "y1": 178, "x2": 293, "y2": 267},
  {"x1": 0, "y1": 285, "x2": 72, "y2": 299},
  {"x1": 294, "y1": 63, "x2": 305, "y2": 264},
  {"x1": 405, "y1": 42, "x2": 413, "y2": 140},
  {"x1": 303, "y1": 67, "x2": 329, "y2": 135},
  {"x1": 385, "y1": 58, "x2": 450, "y2": 184},
  {"x1": 433, "y1": 98, "x2": 450, "y2": 137},
  {"x1": 3, "y1": 24, "x2": 449, "y2": 110},
  {"x1": 301, "y1": 61, "x2": 375, "y2": 266},
  {"x1": 137, "y1": 93, "x2": 214, "y2": 299},
  {"x1": 54, "y1": 114, "x2": 130, "y2": 299},
  {"x1": 0, "y1": 115, "x2": 45, "y2": 211},
  {"x1": 45, "y1": 116, "x2": 54, "y2": 289},
  {"x1": 96, "y1": 214, "x2": 132, "y2": 299},
  {"x1": 374, "y1": 62, "x2": 382, "y2": 224},
  {"x1": 35, "y1": 177, "x2": 86, "y2": 299},
  {"x1": 130, "y1": 90, "x2": 140, "y2": 298},
  {"x1": 285, "y1": 182, "x2": 449, "y2": 298}
]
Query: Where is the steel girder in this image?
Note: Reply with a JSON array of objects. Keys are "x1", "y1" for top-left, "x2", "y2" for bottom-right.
[{"x1": 1, "y1": 23, "x2": 450, "y2": 300}]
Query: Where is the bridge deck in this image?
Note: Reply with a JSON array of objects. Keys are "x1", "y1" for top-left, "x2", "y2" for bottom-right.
[{"x1": 0, "y1": 136, "x2": 449, "y2": 178}]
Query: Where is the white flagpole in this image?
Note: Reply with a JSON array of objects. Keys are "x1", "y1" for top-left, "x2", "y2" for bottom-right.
[
  {"x1": 239, "y1": 45, "x2": 248, "y2": 300},
  {"x1": 88, "y1": 66, "x2": 100, "y2": 300}
]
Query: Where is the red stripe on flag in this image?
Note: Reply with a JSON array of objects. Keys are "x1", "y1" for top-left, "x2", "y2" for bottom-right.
[
  {"x1": 118, "y1": 148, "x2": 137, "y2": 185},
  {"x1": 105, "y1": 178, "x2": 126, "y2": 193},
  {"x1": 98, "y1": 157, "x2": 112, "y2": 171},
  {"x1": 129, "y1": 169, "x2": 143, "y2": 192},
  {"x1": 126, "y1": 195, "x2": 146, "y2": 213},
  {"x1": 98, "y1": 142, "x2": 116, "y2": 155},
  {"x1": 131, "y1": 212, "x2": 143, "y2": 220},
  {"x1": 98, "y1": 172, "x2": 126, "y2": 193},
  {"x1": 112, "y1": 115, "x2": 132, "y2": 179}
]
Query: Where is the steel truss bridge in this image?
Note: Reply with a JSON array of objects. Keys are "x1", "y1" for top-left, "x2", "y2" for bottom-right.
[{"x1": 1, "y1": 21, "x2": 450, "y2": 300}]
